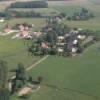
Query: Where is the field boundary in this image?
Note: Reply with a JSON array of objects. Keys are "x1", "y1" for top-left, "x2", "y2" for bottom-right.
[
  {"x1": 26, "y1": 55, "x2": 49, "y2": 71},
  {"x1": 11, "y1": 55, "x2": 49, "y2": 79}
]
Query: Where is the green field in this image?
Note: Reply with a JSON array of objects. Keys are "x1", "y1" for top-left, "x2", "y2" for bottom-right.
[
  {"x1": 0, "y1": 18, "x2": 46, "y2": 31},
  {"x1": 28, "y1": 42, "x2": 100, "y2": 100},
  {"x1": 11, "y1": 42, "x2": 100, "y2": 100},
  {"x1": 8, "y1": 8, "x2": 59, "y2": 16},
  {"x1": 0, "y1": 36, "x2": 41, "y2": 77},
  {"x1": 89, "y1": 0, "x2": 100, "y2": 4},
  {"x1": 52, "y1": 5, "x2": 100, "y2": 31}
]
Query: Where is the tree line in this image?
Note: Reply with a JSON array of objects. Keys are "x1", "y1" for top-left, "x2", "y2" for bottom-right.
[
  {"x1": 0, "y1": 10, "x2": 44, "y2": 18},
  {"x1": 9, "y1": 10, "x2": 42, "y2": 18},
  {"x1": 9, "y1": 1, "x2": 48, "y2": 8}
]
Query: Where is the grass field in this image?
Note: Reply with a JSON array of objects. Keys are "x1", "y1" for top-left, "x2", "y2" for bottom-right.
[
  {"x1": 8, "y1": 8, "x2": 59, "y2": 16},
  {"x1": 0, "y1": 36, "x2": 41, "y2": 77},
  {"x1": 52, "y1": 5, "x2": 100, "y2": 31},
  {"x1": 28, "y1": 42, "x2": 100, "y2": 100},
  {"x1": 11, "y1": 42, "x2": 100, "y2": 100},
  {"x1": 89, "y1": 0, "x2": 100, "y2": 4},
  {"x1": 0, "y1": 18, "x2": 46, "y2": 31}
]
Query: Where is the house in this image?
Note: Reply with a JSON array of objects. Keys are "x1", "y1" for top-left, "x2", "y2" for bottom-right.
[
  {"x1": 75, "y1": 16, "x2": 81, "y2": 20},
  {"x1": 20, "y1": 31, "x2": 29, "y2": 37},
  {"x1": 56, "y1": 43, "x2": 66, "y2": 46},
  {"x1": 78, "y1": 28, "x2": 83, "y2": 31},
  {"x1": 3, "y1": 28, "x2": 16, "y2": 34},
  {"x1": 77, "y1": 35, "x2": 86, "y2": 40},
  {"x1": 19, "y1": 24, "x2": 25, "y2": 31},
  {"x1": 34, "y1": 32, "x2": 42, "y2": 37},
  {"x1": 40, "y1": 42, "x2": 46, "y2": 49},
  {"x1": 0, "y1": 18, "x2": 5, "y2": 23},
  {"x1": 73, "y1": 39, "x2": 78, "y2": 45},
  {"x1": 57, "y1": 36, "x2": 65, "y2": 42},
  {"x1": 57, "y1": 47, "x2": 64, "y2": 55},
  {"x1": 72, "y1": 47, "x2": 78, "y2": 53},
  {"x1": 65, "y1": 33, "x2": 69, "y2": 37},
  {"x1": 3, "y1": 28, "x2": 12, "y2": 33}
]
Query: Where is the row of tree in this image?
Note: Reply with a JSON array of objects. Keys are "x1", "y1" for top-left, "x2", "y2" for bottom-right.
[
  {"x1": 0, "y1": 10, "x2": 59, "y2": 18},
  {"x1": 9, "y1": 1, "x2": 48, "y2": 8},
  {"x1": 9, "y1": 10, "x2": 42, "y2": 18},
  {"x1": 0, "y1": 10, "x2": 43, "y2": 18}
]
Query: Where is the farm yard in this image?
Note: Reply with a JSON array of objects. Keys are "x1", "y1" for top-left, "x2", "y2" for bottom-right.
[{"x1": 0, "y1": 0, "x2": 100, "y2": 100}]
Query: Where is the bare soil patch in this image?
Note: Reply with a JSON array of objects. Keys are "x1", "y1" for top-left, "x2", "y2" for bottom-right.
[{"x1": 17, "y1": 87, "x2": 32, "y2": 97}]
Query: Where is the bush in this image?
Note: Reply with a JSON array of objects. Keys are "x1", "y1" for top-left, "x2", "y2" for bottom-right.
[
  {"x1": 37, "y1": 76, "x2": 43, "y2": 83},
  {"x1": 67, "y1": 16, "x2": 71, "y2": 20},
  {"x1": 49, "y1": 48, "x2": 57, "y2": 55}
]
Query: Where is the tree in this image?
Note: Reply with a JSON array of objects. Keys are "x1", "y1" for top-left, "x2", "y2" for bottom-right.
[
  {"x1": 81, "y1": 8, "x2": 88, "y2": 14},
  {"x1": 0, "y1": 88, "x2": 10, "y2": 100},
  {"x1": 46, "y1": 30, "x2": 57, "y2": 44},
  {"x1": 0, "y1": 60, "x2": 8, "y2": 88},
  {"x1": 0, "y1": 60, "x2": 10, "y2": 100},
  {"x1": 10, "y1": 63, "x2": 26, "y2": 94},
  {"x1": 16, "y1": 63, "x2": 26, "y2": 85}
]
